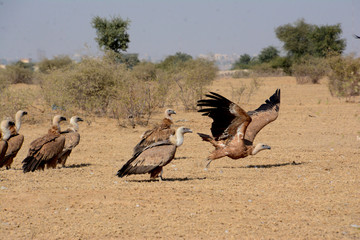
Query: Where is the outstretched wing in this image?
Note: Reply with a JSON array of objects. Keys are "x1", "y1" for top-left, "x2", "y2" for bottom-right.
[
  {"x1": 245, "y1": 89, "x2": 281, "y2": 143},
  {"x1": 197, "y1": 92, "x2": 251, "y2": 141}
]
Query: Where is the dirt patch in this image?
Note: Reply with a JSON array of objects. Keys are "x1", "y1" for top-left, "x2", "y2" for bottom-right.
[{"x1": 1, "y1": 77, "x2": 359, "y2": 239}]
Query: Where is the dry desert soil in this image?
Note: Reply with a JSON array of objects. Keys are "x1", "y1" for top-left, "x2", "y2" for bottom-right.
[{"x1": 0, "y1": 76, "x2": 359, "y2": 239}]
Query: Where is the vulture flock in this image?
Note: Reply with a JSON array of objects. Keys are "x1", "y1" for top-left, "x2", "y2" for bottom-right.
[{"x1": 0, "y1": 89, "x2": 281, "y2": 181}]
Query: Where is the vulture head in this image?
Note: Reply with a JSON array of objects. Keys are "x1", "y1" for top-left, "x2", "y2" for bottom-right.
[
  {"x1": 16, "y1": 110, "x2": 28, "y2": 118},
  {"x1": 1, "y1": 119, "x2": 15, "y2": 140},
  {"x1": 70, "y1": 116, "x2": 84, "y2": 132},
  {"x1": 171, "y1": 126, "x2": 192, "y2": 147},
  {"x1": 252, "y1": 143, "x2": 271, "y2": 155},
  {"x1": 70, "y1": 116, "x2": 84, "y2": 124},
  {"x1": 165, "y1": 109, "x2": 176, "y2": 119},
  {"x1": 15, "y1": 110, "x2": 28, "y2": 132},
  {"x1": 52, "y1": 115, "x2": 67, "y2": 131}
]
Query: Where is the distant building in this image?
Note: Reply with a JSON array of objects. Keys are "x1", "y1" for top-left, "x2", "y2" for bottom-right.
[
  {"x1": 198, "y1": 53, "x2": 240, "y2": 70},
  {"x1": 20, "y1": 58, "x2": 32, "y2": 64}
]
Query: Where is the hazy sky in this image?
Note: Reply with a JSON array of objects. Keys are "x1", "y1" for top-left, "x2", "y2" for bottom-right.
[{"x1": 1, "y1": 0, "x2": 360, "y2": 62}]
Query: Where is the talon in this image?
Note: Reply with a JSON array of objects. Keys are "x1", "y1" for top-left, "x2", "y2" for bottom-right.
[{"x1": 205, "y1": 159, "x2": 212, "y2": 169}]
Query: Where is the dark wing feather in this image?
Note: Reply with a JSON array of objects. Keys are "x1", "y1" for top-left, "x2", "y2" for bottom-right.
[
  {"x1": 118, "y1": 140, "x2": 175, "y2": 177},
  {"x1": 197, "y1": 92, "x2": 250, "y2": 140},
  {"x1": 133, "y1": 122, "x2": 175, "y2": 154},
  {"x1": 0, "y1": 140, "x2": 8, "y2": 168},
  {"x1": 245, "y1": 89, "x2": 280, "y2": 143},
  {"x1": 0, "y1": 134, "x2": 24, "y2": 168},
  {"x1": 22, "y1": 134, "x2": 65, "y2": 172}
]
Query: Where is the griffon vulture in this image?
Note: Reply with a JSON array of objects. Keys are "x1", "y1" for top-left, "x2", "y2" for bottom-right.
[
  {"x1": 58, "y1": 116, "x2": 83, "y2": 167},
  {"x1": 22, "y1": 115, "x2": 67, "y2": 173},
  {"x1": 133, "y1": 109, "x2": 176, "y2": 154},
  {"x1": 197, "y1": 89, "x2": 280, "y2": 168},
  {"x1": 0, "y1": 120, "x2": 16, "y2": 166},
  {"x1": 117, "y1": 126, "x2": 192, "y2": 180},
  {"x1": 0, "y1": 110, "x2": 27, "y2": 169}
]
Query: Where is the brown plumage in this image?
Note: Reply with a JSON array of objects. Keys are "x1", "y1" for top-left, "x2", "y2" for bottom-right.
[
  {"x1": 197, "y1": 89, "x2": 280, "y2": 167},
  {"x1": 118, "y1": 126, "x2": 192, "y2": 180},
  {"x1": 58, "y1": 116, "x2": 83, "y2": 167},
  {"x1": 0, "y1": 120, "x2": 16, "y2": 167},
  {"x1": 22, "y1": 115, "x2": 66, "y2": 173},
  {"x1": 0, "y1": 110, "x2": 27, "y2": 169},
  {"x1": 133, "y1": 109, "x2": 176, "y2": 154}
]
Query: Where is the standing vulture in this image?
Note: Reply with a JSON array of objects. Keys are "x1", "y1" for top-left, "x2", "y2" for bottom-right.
[
  {"x1": 0, "y1": 110, "x2": 27, "y2": 169},
  {"x1": 133, "y1": 109, "x2": 176, "y2": 154},
  {"x1": 0, "y1": 119, "x2": 16, "y2": 166},
  {"x1": 58, "y1": 116, "x2": 83, "y2": 167},
  {"x1": 22, "y1": 115, "x2": 67, "y2": 173},
  {"x1": 117, "y1": 126, "x2": 192, "y2": 180},
  {"x1": 197, "y1": 89, "x2": 280, "y2": 168}
]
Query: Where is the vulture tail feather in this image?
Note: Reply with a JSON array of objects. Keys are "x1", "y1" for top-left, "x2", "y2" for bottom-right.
[
  {"x1": 116, "y1": 151, "x2": 142, "y2": 178},
  {"x1": 22, "y1": 156, "x2": 40, "y2": 173}
]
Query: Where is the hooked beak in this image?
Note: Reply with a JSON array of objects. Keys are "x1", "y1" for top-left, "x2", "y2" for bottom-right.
[{"x1": 184, "y1": 128, "x2": 192, "y2": 134}]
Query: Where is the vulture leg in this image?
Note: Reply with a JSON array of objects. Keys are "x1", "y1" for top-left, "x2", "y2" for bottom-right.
[
  {"x1": 205, "y1": 158, "x2": 212, "y2": 169},
  {"x1": 5, "y1": 157, "x2": 14, "y2": 170},
  {"x1": 159, "y1": 169, "x2": 164, "y2": 181},
  {"x1": 150, "y1": 166, "x2": 163, "y2": 181}
]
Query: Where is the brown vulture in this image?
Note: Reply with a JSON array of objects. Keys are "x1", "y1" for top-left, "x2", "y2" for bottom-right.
[
  {"x1": 58, "y1": 116, "x2": 83, "y2": 167},
  {"x1": 117, "y1": 126, "x2": 192, "y2": 181},
  {"x1": 133, "y1": 109, "x2": 176, "y2": 154},
  {"x1": 0, "y1": 110, "x2": 27, "y2": 169},
  {"x1": 0, "y1": 119, "x2": 16, "y2": 166},
  {"x1": 197, "y1": 89, "x2": 280, "y2": 168},
  {"x1": 22, "y1": 115, "x2": 67, "y2": 173}
]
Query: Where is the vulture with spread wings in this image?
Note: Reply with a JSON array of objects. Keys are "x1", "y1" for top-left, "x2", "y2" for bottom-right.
[{"x1": 197, "y1": 89, "x2": 280, "y2": 167}]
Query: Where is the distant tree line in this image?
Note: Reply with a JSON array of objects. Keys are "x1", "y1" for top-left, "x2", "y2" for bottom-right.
[
  {"x1": 232, "y1": 19, "x2": 346, "y2": 74},
  {"x1": 0, "y1": 15, "x2": 358, "y2": 119}
]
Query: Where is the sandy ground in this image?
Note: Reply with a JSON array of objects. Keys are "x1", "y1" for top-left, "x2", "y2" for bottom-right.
[{"x1": 0, "y1": 76, "x2": 359, "y2": 239}]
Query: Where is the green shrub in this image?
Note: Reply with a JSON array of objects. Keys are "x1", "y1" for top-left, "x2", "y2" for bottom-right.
[
  {"x1": 171, "y1": 58, "x2": 218, "y2": 110},
  {"x1": 0, "y1": 86, "x2": 40, "y2": 120},
  {"x1": 250, "y1": 63, "x2": 285, "y2": 77},
  {"x1": 40, "y1": 57, "x2": 125, "y2": 117},
  {"x1": 1, "y1": 62, "x2": 34, "y2": 84},
  {"x1": 0, "y1": 69, "x2": 10, "y2": 90},
  {"x1": 110, "y1": 62, "x2": 172, "y2": 126},
  {"x1": 327, "y1": 55, "x2": 360, "y2": 98},
  {"x1": 38, "y1": 55, "x2": 74, "y2": 73},
  {"x1": 292, "y1": 56, "x2": 328, "y2": 84}
]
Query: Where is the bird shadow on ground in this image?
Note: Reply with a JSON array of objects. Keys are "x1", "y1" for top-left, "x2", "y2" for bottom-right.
[
  {"x1": 124, "y1": 176, "x2": 207, "y2": 183},
  {"x1": 63, "y1": 163, "x2": 92, "y2": 169},
  {"x1": 222, "y1": 161, "x2": 305, "y2": 169}
]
